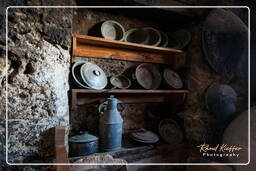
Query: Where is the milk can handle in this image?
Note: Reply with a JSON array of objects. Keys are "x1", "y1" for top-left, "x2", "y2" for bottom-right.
[{"x1": 98, "y1": 101, "x2": 108, "y2": 114}]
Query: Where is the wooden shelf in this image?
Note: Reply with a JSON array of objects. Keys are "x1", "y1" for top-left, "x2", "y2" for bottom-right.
[
  {"x1": 71, "y1": 89, "x2": 188, "y2": 112},
  {"x1": 72, "y1": 89, "x2": 189, "y2": 94},
  {"x1": 72, "y1": 34, "x2": 186, "y2": 70}
]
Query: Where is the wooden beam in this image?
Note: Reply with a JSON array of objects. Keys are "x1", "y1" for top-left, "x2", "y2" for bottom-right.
[{"x1": 55, "y1": 126, "x2": 71, "y2": 171}]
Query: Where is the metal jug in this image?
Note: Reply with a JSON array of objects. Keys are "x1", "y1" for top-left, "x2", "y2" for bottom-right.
[{"x1": 98, "y1": 95, "x2": 123, "y2": 152}]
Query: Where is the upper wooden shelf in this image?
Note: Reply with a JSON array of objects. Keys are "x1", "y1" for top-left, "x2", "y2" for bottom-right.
[
  {"x1": 72, "y1": 89, "x2": 189, "y2": 94},
  {"x1": 72, "y1": 34, "x2": 186, "y2": 70}
]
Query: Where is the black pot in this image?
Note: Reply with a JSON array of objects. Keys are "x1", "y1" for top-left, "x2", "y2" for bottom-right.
[{"x1": 69, "y1": 132, "x2": 99, "y2": 157}]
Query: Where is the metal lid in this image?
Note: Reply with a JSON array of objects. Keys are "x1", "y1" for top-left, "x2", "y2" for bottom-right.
[
  {"x1": 158, "y1": 119, "x2": 183, "y2": 145},
  {"x1": 130, "y1": 128, "x2": 159, "y2": 143},
  {"x1": 135, "y1": 63, "x2": 162, "y2": 89},
  {"x1": 80, "y1": 63, "x2": 107, "y2": 90},
  {"x1": 202, "y1": 9, "x2": 248, "y2": 79},
  {"x1": 205, "y1": 83, "x2": 237, "y2": 121},
  {"x1": 163, "y1": 68, "x2": 183, "y2": 89},
  {"x1": 69, "y1": 132, "x2": 99, "y2": 143}
]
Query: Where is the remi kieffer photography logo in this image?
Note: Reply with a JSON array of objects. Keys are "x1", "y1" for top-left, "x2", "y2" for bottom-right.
[{"x1": 197, "y1": 143, "x2": 243, "y2": 158}]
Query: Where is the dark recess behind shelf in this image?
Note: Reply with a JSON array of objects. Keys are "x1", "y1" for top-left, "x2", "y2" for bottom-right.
[{"x1": 75, "y1": 0, "x2": 194, "y2": 31}]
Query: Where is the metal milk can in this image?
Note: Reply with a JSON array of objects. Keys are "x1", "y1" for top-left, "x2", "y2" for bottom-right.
[{"x1": 98, "y1": 95, "x2": 123, "y2": 152}]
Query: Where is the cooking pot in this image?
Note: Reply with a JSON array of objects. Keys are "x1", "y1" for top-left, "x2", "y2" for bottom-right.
[
  {"x1": 71, "y1": 61, "x2": 88, "y2": 89},
  {"x1": 69, "y1": 132, "x2": 99, "y2": 157},
  {"x1": 72, "y1": 62, "x2": 108, "y2": 90},
  {"x1": 80, "y1": 62, "x2": 108, "y2": 90}
]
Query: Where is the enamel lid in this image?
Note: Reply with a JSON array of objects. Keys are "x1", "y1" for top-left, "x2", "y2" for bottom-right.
[
  {"x1": 69, "y1": 132, "x2": 98, "y2": 143},
  {"x1": 80, "y1": 62, "x2": 107, "y2": 90},
  {"x1": 163, "y1": 68, "x2": 183, "y2": 89},
  {"x1": 130, "y1": 128, "x2": 159, "y2": 143}
]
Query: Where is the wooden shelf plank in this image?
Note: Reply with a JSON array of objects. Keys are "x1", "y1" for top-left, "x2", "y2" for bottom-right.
[
  {"x1": 72, "y1": 34, "x2": 186, "y2": 69},
  {"x1": 73, "y1": 34, "x2": 183, "y2": 53},
  {"x1": 70, "y1": 89, "x2": 188, "y2": 109},
  {"x1": 72, "y1": 89, "x2": 189, "y2": 94}
]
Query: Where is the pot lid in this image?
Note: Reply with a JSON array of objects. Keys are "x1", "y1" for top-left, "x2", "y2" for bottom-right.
[
  {"x1": 69, "y1": 132, "x2": 99, "y2": 143},
  {"x1": 163, "y1": 68, "x2": 183, "y2": 89},
  {"x1": 135, "y1": 63, "x2": 162, "y2": 90},
  {"x1": 202, "y1": 9, "x2": 248, "y2": 79},
  {"x1": 80, "y1": 63, "x2": 107, "y2": 90},
  {"x1": 158, "y1": 119, "x2": 183, "y2": 145},
  {"x1": 130, "y1": 128, "x2": 159, "y2": 143},
  {"x1": 205, "y1": 83, "x2": 237, "y2": 121}
]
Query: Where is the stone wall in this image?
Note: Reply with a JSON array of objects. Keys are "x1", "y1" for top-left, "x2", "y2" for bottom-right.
[{"x1": 0, "y1": 1, "x2": 73, "y2": 165}]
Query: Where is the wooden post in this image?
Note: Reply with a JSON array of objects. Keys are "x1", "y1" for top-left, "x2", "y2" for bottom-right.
[{"x1": 55, "y1": 126, "x2": 71, "y2": 171}]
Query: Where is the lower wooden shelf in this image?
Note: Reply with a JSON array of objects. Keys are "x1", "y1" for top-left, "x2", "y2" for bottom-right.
[{"x1": 71, "y1": 89, "x2": 188, "y2": 112}]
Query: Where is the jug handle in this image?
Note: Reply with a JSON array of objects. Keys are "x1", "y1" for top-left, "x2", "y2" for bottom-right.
[
  {"x1": 117, "y1": 99, "x2": 124, "y2": 111},
  {"x1": 98, "y1": 101, "x2": 108, "y2": 114}
]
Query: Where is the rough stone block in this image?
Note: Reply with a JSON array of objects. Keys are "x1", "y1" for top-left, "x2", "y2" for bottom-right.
[{"x1": 7, "y1": 118, "x2": 67, "y2": 163}]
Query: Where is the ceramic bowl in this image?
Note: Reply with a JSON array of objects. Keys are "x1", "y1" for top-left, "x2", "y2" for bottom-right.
[
  {"x1": 101, "y1": 20, "x2": 125, "y2": 41},
  {"x1": 110, "y1": 75, "x2": 131, "y2": 89}
]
